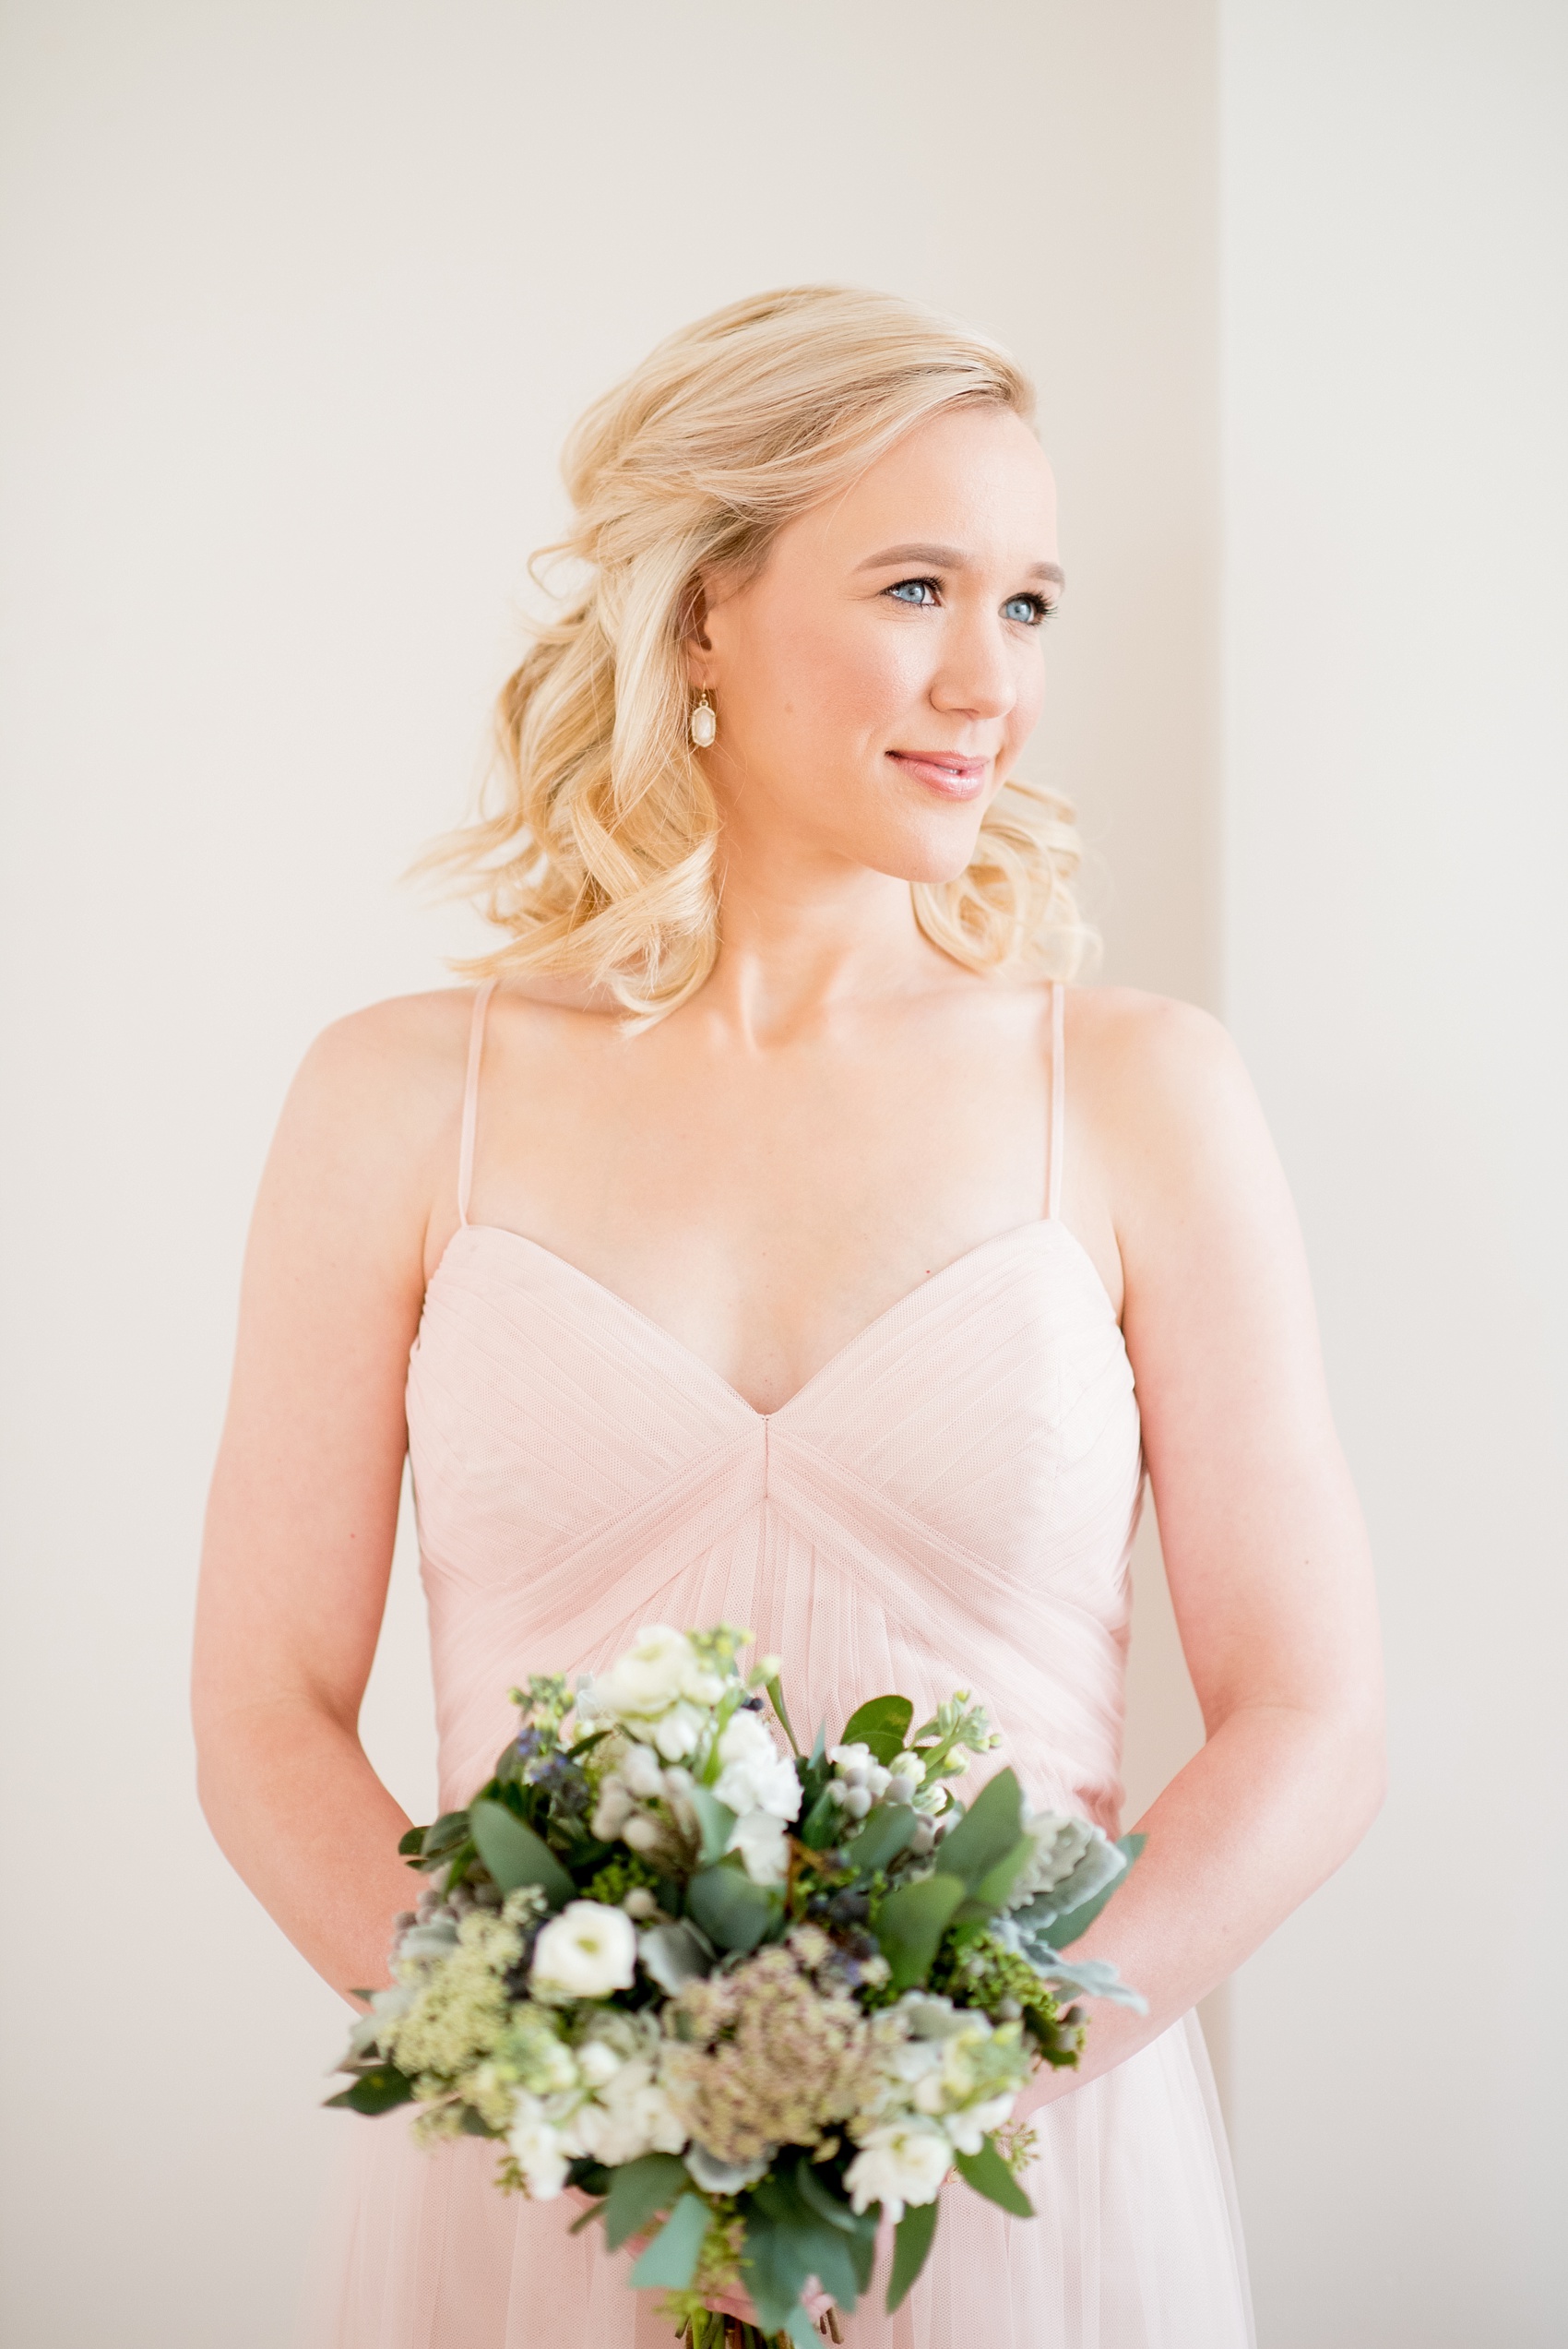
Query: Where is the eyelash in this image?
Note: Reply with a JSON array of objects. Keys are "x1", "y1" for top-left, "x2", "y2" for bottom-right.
[{"x1": 885, "y1": 576, "x2": 1056, "y2": 626}]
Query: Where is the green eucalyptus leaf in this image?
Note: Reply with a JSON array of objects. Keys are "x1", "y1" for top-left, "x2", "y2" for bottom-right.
[
  {"x1": 740, "y1": 2206, "x2": 814, "y2": 2335},
  {"x1": 749, "y1": 2175, "x2": 861, "y2": 2310},
  {"x1": 567, "y1": 2198, "x2": 605, "y2": 2236},
  {"x1": 841, "y1": 1802, "x2": 918, "y2": 1878},
  {"x1": 684, "y1": 1862, "x2": 780, "y2": 1953},
  {"x1": 791, "y1": 2156, "x2": 866, "y2": 2237},
  {"x1": 840, "y1": 1694, "x2": 915, "y2": 1765},
  {"x1": 628, "y1": 2193, "x2": 710, "y2": 2290},
  {"x1": 603, "y1": 2152, "x2": 689, "y2": 2250},
  {"x1": 955, "y1": 2136, "x2": 1035, "y2": 2218},
  {"x1": 397, "y1": 1825, "x2": 427, "y2": 1857},
  {"x1": 686, "y1": 1783, "x2": 738, "y2": 1867},
  {"x1": 469, "y1": 1799, "x2": 574, "y2": 1907},
  {"x1": 873, "y1": 1872, "x2": 966, "y2": 1989},
  {"x1": 953, "y1": 1832, "x2": 1039, "y2": 1921},
  {"x1": 324, "y1": 2064, "x2": 414, "y2": 2116},
  {"x1": 932, "y1": 1769, "x2": 1023, "y2": 1890},
  {"x1": 886, "y1": 2199, "x2": 939, "y2": 2312}
]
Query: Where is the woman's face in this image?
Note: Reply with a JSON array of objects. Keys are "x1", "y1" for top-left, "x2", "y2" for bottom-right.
[{"x1": 692, "y1": 400, "x2": 1062, "y2": 885}]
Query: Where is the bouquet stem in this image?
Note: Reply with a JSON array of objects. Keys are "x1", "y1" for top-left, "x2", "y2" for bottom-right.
[{"x1": 675, "y1": 2316, "x2": 843, "y2": 2347}]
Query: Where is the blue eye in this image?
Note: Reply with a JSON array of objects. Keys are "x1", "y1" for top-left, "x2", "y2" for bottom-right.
[
  {"x1": 1003, "y1": 593, "x2": 1052, "y2": 626},
  {"x1": 886, "y1": 578, "x2": 939, "y2": 606}
]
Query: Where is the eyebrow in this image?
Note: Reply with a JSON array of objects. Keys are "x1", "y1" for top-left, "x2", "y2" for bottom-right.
[{"x1": 853, "y1": 541, "x2": 1065, "y2": 588}]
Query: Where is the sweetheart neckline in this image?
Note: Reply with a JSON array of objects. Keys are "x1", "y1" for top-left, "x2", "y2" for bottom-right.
[{"x1": 423, "y1": 1214, "x2": 1125, "y2": 1422}]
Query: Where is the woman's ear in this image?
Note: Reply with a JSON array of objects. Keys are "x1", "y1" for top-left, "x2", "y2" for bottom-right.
[{"x1": 680, "y1": 578, "x2": 715, "y2": 688}]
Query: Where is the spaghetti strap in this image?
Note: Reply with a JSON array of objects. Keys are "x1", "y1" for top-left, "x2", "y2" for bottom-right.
[
  {"x1": 457, "y1": 980, "x2": 498, "y2": 1228},
  {"x1": 1046, "y1": 980, "x2": 1066, "y2": 1221}
]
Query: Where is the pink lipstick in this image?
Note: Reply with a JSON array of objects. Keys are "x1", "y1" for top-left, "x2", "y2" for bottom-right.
[{"x1": 885, "y1": 750, "x2": 990, "y2": 801}]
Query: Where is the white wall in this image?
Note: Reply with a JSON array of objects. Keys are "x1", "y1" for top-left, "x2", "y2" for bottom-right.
[
  {"x1": 1220, "y1": 5, "x2": 1568, "y2": 2343},
  {"x1": 0, "y1": 6, "x2": 1219, "y2": 2343}
]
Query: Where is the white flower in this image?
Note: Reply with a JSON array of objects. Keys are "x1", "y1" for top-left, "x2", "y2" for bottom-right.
[
  {"x1": 593, "y1": 1627, "x2": 724, "y2": 1724},
  {"x1": 714, "y1": 1710, "x2": 802, "y2": 1821},
  {"x1": 651, "y1": 1701, "x2": 707, "y2": 1760},
  {"x1": 508, "y1": 2097, "x2": 569, "y2": 2199},
  {"x1": 727, "y1": 1808, "x2": 791, "y2": 1885},
  {"x1": 898, "y1": 1994, "x2": 969, "y2": 2040},
  {"x1": 530, "y1": 1901, "x2": 638, "y2": 2001},
  {"x1": 828, "y1": 1741, "x2": 891, "y2": 1800},
  {"x1": 619, "y1": 1741, "x2": 666, "y2": 1798},
  {"x1": 943, "y1": 2091, "x2": 1018, "y2": 2157},
  {"x1": 590, "y1": 1778, "x2": 636, "y2": 1841},
  {"x1": 576, "y1": 2038, "x2": 623, "y2": 2089},
  {"x1": 563, "y1": 2055, "x2": 687, "y2": 2166},
  {"x1": 685, "y1": 2141, "x2": 772, "y2": 2193},
  {"x1": 845, "y1": 2117, "x2": 953, "y2": 2224}
]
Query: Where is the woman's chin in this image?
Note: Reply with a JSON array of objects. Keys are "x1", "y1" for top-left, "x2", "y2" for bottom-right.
[{"x1": 858, "y1": 816, "x2": 988, "y2": 888}]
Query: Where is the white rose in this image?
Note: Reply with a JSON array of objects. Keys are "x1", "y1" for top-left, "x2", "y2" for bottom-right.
[
  {"x1": 594, "y1": 1627, "x2": 699, "y2": 1720},
  {"x1": 651, "y1": 1701, "x2": 707, "y2": 1760},
  {"x1": 530, "y1": 1901, "x2": 638, "y2": 2001},
  {"x1": 844, "y1": 2118, "x2": 953, "y2": 2224},
  {"x1": 507, "y1": 2097, "x2": 570, "y2": 2200},
  {"x1": 727, "y1": 1808, "x2": 791, "y2": 1886},
  {"x1": 714, "y1": 1711, "x2": 802, "y2": 1822}
]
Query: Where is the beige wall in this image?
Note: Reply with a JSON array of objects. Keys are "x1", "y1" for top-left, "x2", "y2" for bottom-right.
[
  {"x1": 0, "y1": 6, "x2": 1218, "y2": 2343},
  {"x1": 1219, "y1": 6, "x2": 1568, "y2": 2342}
]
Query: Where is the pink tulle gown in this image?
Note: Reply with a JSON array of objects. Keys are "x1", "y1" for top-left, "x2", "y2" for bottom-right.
[{"x1": 297, "y1": 981, "x2": 1253, "y2": 2349}]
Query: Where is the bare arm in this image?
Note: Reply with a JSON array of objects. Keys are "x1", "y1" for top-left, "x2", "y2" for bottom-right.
[
  {"x1": 191, "y1": 996, "x2": 465, "y2": 2003},
  {"x1": 1024, "y1": 996, "x2": 1384, "y2": 2104}
]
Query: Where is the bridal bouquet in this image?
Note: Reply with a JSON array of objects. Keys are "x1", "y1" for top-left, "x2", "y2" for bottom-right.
[{"x1": 329, "y1": 1627, "x2": 1143, "y2": 2347}]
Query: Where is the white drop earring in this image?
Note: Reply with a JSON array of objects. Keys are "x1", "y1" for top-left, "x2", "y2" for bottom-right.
[{"x1": 689, "y1": 689, "x2": 717, "y2": 748}]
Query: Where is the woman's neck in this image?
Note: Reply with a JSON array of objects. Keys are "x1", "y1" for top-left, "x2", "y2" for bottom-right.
[{"x1": 705, "y1": 834, "x2": 945, "y2": 1047}]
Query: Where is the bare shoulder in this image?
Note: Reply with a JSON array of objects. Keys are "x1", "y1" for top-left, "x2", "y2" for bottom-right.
[
  {"x1": 252, "y1": 986, "x2": 488, "y2": 1259},
  {"x1": 1062, "y1": 985, "x2": 1282, "y2": 1239}
]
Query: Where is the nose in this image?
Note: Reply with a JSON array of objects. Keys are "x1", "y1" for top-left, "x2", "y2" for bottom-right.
[{"x1": 929, "y1": 611, "x2": 1017, "y2": 723}]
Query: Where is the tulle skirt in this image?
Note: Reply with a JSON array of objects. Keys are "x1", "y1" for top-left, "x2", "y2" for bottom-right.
[{"x1": 294, "y1": 2013, "x2": 1253, "y2": 2349}]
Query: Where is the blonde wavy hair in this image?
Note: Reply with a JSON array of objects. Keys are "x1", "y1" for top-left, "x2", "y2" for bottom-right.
[{"x1": 434, "y1": 284, "x2": 1090, "y2": 1019}]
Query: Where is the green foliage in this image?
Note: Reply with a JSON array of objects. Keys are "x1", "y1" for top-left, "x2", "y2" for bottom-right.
[
  {"x1": 685, "y1": 1861, "x2": 781, "y2": 1953},
  {"x1": 886, "y1": 2199, "x2": 939, "y2": 2311},
  {"x1": 748, "y1": 2170, "x2": 864, "y2": 2310},
  {"x1": 686, "y1": 1783, "x2": 739, "y2": 1866},
  {"x1": 324, "y1": 2064, "x2": 414, "y2": 2115},
  {"x1": 603, "y1": 2152, "x2": 690, "y2": 2251},
  {"x1": 583, "y1": 1850, "x2": 660, "y2": 1908},
  {"x1": 796, "y1": 1784, "x2": 846, "y2": 1851},
  {"x1": 839, "y1": 1694, "x2": 914, "y2": 1765},
  {"x1": 955, "y1": 2135, "x2": 1035, "y2": 2217},
  {"x1": 839, "y1": 1801, "x2": 918, "y2": 1877},
  {"x1": 468, "y1": 1799, "x2": 574, "y2": 1908},
  {"x1": 629, "y1": 2193, "x2": 710, "y2": 2290},
  {"x1": 764, "y1": 1674, "x2": 802, "y2": 1755},
  {"x1": 873, "y1": 1872, "x2": 966, "y2": 1989},
  {"x1": 1038, "y1": 1832, "x2": 1145, "y2": 1948},
  {"x1": 931, "y1": 1768, "x2": 1023, "y2": 1891}
]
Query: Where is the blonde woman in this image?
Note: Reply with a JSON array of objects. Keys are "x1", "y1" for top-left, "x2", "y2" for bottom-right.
[{"x1": 193, "y1": 288, "x2": 1383, "y2": 2347}]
